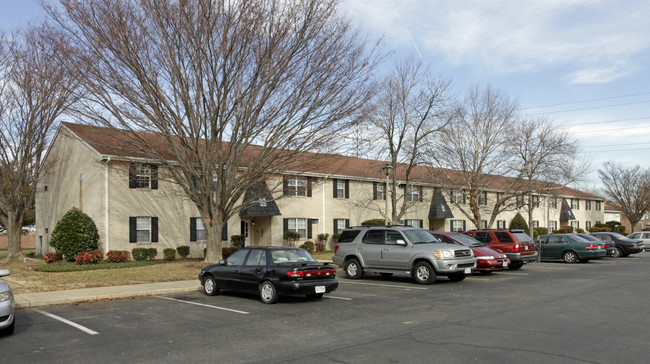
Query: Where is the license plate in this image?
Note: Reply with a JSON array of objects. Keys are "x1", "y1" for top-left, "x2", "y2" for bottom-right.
[
  {"x1": 502, "y1": 261, "x2": 508, "y2": 267},
  {"x1": 464, "y1": 268, "x2": 472, "y2": 274},
  {"x1": 525, "y1": 246, "x2": 529, "y2": 250},
  {"x1": 315, "y1": 286, "x2": 326, "y2": 293}
]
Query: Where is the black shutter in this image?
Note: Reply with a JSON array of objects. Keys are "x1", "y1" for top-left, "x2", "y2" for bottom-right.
[
  {"x1": 241, "y1": 221, "x2": 246, "y2": 237},
  {"x1": 190, "y1": 218, "x2": 197, "y2": 242},
  {"x1": 419, "y1": 220, "x2": 423, "y2": 228},
  {"x1": 283, "y1": 218, "x2": 288, "y2": 234},
  {"x1": 450, "y1": 220, "x2": 453, "y2": 232},
  {"x1": 462, "y1": 220, "x2": 466, "y2": 232},
  {"x1": 308, "y1": 220, "x2": 313, "y2": 239},
  {"x1": 129, "y1": 164, "x2": 136, "y2": 188},
  {"x1": 307, "y1": 177, "x2": 312, "y2": 197},
  {"x1": 221, "y1": 224, "x2": 228, "y2": 241},
  {"x1": 345, "y1": 180, "x2": 349, "y2": 198},
  {"x1": 129, "y1": 217, "x2": 137, "y2": 243},
  {"x1": 418, "y1": 186, "x2": 423, "y2": 202},
  {"x1": 463, "y1": 193, "x2": 466, "y2": 204},
  {"x1": 373, "y1": 182, "x2": 378, "y2": 200},
  {"x1": 345, "y1": 219, "x2": 350, "y2": 228},
  {"x1": 333, "y1": 179, "x2": 338, "y2": 198},
  {"x1": 283, "y1": 176, "x2": 289, "y2": 195},
  {"x1": 150, "y1": 165, "x2": 158, "y2": 189},
  {"x1": 333, "y1": 219, "x2": 338, "y2": 234},
  {"x1": 151, "y1": 217, "x2": 159, "y2": 242}
]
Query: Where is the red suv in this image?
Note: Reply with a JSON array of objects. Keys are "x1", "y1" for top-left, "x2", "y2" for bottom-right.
[{"x1": 463, "y1": 229, "x2": 537, "y2": 270}]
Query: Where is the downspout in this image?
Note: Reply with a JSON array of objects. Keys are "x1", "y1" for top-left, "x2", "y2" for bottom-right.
[
  {"x1": 105, "y1": 157, "x2": 111, "y2": 252},
  {"x1": 322, "y1": 176, "x2": 327, "y2": 235}
]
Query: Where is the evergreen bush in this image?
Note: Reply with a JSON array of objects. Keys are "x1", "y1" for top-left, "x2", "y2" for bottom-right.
[
  {"x1": 361, "y1": 219, "x2": 385, "y2": 226},
  {"x1": 300, "y1": 240, "x2": 315, "y2": 253},
  {"x1": 509, "y1": 213, "x2": 529, "y2": 231},
  {"x1": 231, "y1": 235, "x2": 245, "y2": 248},
  {"x1": 176, "y1": 245, "x2": 190, "y2": 258},
  {"x1": 49, "y1": 208, "x2": 100, "y2": 261},
  {"x1": 163, "y1": 248, "x2": 176, "y2": 261}
]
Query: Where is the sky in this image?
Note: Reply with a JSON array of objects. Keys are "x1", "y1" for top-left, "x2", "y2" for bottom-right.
[{"x1": 2, "y1": 0, "x2": 649, "y2": 192}]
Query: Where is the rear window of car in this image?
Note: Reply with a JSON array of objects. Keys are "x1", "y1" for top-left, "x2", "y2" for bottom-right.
[
  {"x1": 474, "y1": 232, "x2": 492, "y2": 243},
  {"x1": 494, "y1": 232, "x2": 514, "y2": 242},
  {"x1": 271, "y1": 249, "x2": 316, "y2": 264},
  {"x1": 337, "y1": 230, "x2": 361, "y2": 243},
  {"x1": 512, "y1": 232, "x2": 532, "y2": 243}
]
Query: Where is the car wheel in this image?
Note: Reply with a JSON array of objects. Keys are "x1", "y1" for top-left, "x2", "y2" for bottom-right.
[
  {"x1": 578, "y1": 258, "x2": 590, "y2": 263},
  {"x1": 202, "y1": 276, "x2": 219, "y2": 296},
  {"x1": 379, "y1": 273, "x2": 393, "y2": 278},
  {"x1": 611, "y1": 247, "x2": 623, "y2": 258},
  {"x1": 306, "y1": 293, "x2": 324, "y2": 300},
  {"x1": 344, "y1": 258, "x2": 363, "y2": 279},
  {"x1": 413, "y1": 261, "x2": 436, "y2": 284},
  {"x1": 509, "y1": 262, "x2": 524, "y2": 270},
  {"x1": 479, "y1": 270, "x2": 493, "y2": 275},
  {"x1": 447, "y1": 272, "x2": 466, "y2": 282},
  {"x1": 259, "y1": 281, "x2": 279, "y2": 304},
  {"x1": 563, "y1": 251, "x2": 578, "y2": 263}
]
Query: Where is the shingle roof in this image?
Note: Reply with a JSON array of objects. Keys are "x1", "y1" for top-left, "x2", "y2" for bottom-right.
[
  {"x1": 61, "y1": 122, "x2": 604, "y2": 201},
  {"x1": 239, "y1": 182, "x2": 281, "y2": 217},
  {"x1": 560, "y1": 198, "x2": 576, "y2": 221},
  {"x1": 429, "y1": 188, "x2": 455, "y2": 219}
]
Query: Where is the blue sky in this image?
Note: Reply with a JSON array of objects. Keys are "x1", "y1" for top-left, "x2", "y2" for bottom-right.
[{"x1": 3, "y1": 0, "x2": 649, "y2": 191}]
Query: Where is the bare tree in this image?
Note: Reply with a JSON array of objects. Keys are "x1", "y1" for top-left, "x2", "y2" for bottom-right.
[
  {"x1": 0, "y1": 26, "x2": 79, "y2": 262},
  {"x1": 599, "y1": 162, "x2": 650, "y2": 232},
  {"x1": 361, "y1": 57, "x2": 452, "y2": 223},
  {"x1": 430, "y1": 85, "x2": 520, "y2": 229},
  {"x1": 50, "y1": 0, "x2": 378, "y2": 263}
]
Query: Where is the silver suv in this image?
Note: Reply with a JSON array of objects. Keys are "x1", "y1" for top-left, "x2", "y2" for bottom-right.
[{"x1": 332, "y1": 226, "x2": 476, "y2": 284}]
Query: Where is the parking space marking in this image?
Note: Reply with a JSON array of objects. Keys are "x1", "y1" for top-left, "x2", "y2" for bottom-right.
[
  {"x1": 327, "y1": 296, "x2": 353, "y2": 300},
  {"x1": 155, "y1": 296, "x2": 250, "y2": 314},
  {"x1": 339, "y1": 280, "x2": 428, "y2": 290},
  {"x1": 34, "y1": 309, "x2": 99, "y2": 335}
]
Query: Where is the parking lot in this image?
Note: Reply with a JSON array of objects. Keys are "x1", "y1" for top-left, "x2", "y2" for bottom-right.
[{"x1": 2, "y1": 254, "x2": 649, "y2": 363}]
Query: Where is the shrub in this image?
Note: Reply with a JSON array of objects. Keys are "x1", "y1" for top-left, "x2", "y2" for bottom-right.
[
  {"x1": 132, "y1": 247, "x2": 156, "y2": 261},
  {"x1": 509, "y1": 213, "x2": 529, "y2": 231},
  {"x1": 231, "y1": 235, "x2": 245, "y2": 249},
  {"x1": 316, "y1": 233, "x2": 329, "y2": 244},
  {"x1": 555, "y1": 225, "x2": 573, "y2": 234},
  {"x1": 283, "y1": 231, "x2": 301, "y2": 246},
  {"x1": 146, "y1": 248, "x2": 157, "y2": 260},
  {"x1": 106, "y1": 250, "x2": 130, "y2": 263},
  {"x1": 75, "y1": 250, "x2": 103, "y2": 265},
  {"x1": 361, "y1": 219, "x2": 385, "y2": 226},
  {"x1": 534, "y1": 227, "x2": 549, "y2": 237},
  {"x1": 44, "y1": 252, "x2": 62, "y2": 264},
  {"x1": 222, "y1": 247, "x2": 239, "y2": 259},
  {"x1": 300, "y1": 240, "x2": 315, "y2": 253},
  {"x1": 331, "y1": 233, "x2": 340, "y2": 244},
  {"x1": 315, "y1": 242, "x2": 326, "y2": 252},
  {"x1": 576, "y1": 228, "x2": 585, "y2": 234},
  {"x1": 163, "y1": 248, "x2": 176, "y2": 261},
  {"x1": 176, "y1": 245, "x2": 190, "y2": 258},
  {"x1": 49, "y1": 207, "x2": 100, "y2": 261}
]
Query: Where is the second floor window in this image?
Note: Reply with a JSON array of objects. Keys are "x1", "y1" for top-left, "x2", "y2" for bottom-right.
[
  {"x1": 549, "y1": 198, "x2": 557, "y2": 209},
  {"x1": 516, "y1": 195, "x2": 524, "y2": 207},
  {"x1": 333, "y1": 179, "x2": 349, "y2": 198},
  {"x1": 407, "y1": 185, "x2": 422, "y2": 202},
  {"x1": 571, "y1": 198, "x2": 579, "y2": 209},
  {"x1": 531, "y1": 195, "x2": 539, "y2": 208},
  {"x1": 129, "y1": 163, "x2": 158, "y2": 190},
  {"x1": 585, "y1": 200, "x2": 592, "y2": 210},
  {"x1": 373, "y1": 182, "x2": 385, "y2": 201},
  {"x1": 285, "y1": 176, "x2": 308, "y2": 197},
  {"x1": 451, "y1": 190, "x2": 465, "y2": 204},
  {"x1": 596, "y1": 201, "x2": 602, "y2": 210},
  {"x1": 479, "y1": 191, "x2": 488, "y2": 205}
]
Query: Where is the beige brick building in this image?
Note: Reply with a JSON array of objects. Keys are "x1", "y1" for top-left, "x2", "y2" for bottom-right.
[{"x1": 35, "y1": 123, "x2": 605, "y2": 257}]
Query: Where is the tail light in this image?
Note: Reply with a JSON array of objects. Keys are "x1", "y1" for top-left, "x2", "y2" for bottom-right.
[
  {"x1": 585, "y1": 244, "x2": 599, "y2": 249},
  {"x1": 513, "y1": 243, "x2": 520, "y2": 252},
  {"x1": 286, "y1": 269, "x2": 336, "y2": 278},
  {"x1": 334, "y1": 246, "x2": 339, "y2": 253}
]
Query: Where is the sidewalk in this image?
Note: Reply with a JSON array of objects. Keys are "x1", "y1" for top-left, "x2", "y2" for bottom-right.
[{"x1": 14, "y1": 280, "x2": 202, "y2": 309}]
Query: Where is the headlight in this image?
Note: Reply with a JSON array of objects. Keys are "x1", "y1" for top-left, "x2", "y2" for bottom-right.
[
  {"x1": 434, "y1": 251, "x2": 454, "y2": 259},
  {"x1": 0, "y1": 291, "x2": 12, "y2": 302},
  {"x1": 476, "y1": 256, "x2": 495, "y2": 260}
]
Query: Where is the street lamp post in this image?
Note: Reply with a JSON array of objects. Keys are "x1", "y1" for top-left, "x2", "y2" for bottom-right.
[{"x1": 382, "y1": 164, "x2": 393, "y2": 225}]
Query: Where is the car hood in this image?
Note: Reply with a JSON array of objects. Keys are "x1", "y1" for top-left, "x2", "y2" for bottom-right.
[{"x1": 471, "y1": 246, "x2": 506, "y2": 259}]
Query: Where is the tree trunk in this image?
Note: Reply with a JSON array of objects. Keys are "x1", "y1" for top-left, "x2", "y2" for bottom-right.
[
  {"x1": 4, "y1": 212, "x2": 26, "y2": 263},
  {"x1": 203, "y1": 217, "x2": 224, "y2": 264}
]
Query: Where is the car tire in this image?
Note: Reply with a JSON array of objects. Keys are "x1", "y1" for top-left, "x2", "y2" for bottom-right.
[
  {"x1": 479, "y1": 270, "x2": 493, "y2": 275},
  {"x1": 578, "y1": 258, "x2": 590, "y2": 263},
  {"x1": 611, "y1": 247, "x2": 623, "y2": 258},
  {"x1": 259, "y1": 281, "x2": 279, "y2": 304},
  {"x1": 344, "y1": 258, "x2": 363, "y2": 279},
  {"x1": 447, "y1": 272, "x2": 466, "y2": 282},
  {"x1": 413, "y1": 261, "x2": 436, "y2": 285},
  {"x1": 202, "y1": 276, "x2": 219, "y2": 296},
  {"x1": 509, "y1": 262, "x2": 524, "y2": 270},
  {"x1": 379, "y1": 273, "x2": 394, "y2": 278},
  {"x1": 306, "y1": 293, "x2": 324, "y2": 300},
  {"x1": 563, "y1": 251, "x2": 578, "y2": 263}
]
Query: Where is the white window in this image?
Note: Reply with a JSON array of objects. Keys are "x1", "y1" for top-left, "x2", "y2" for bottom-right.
[
  {"x1": 596, "y1": 201, "x2": 602, "y2": 210},
  {"x1": 136, "y1": 217, "x2": 151, "y2": 242},
  {"x1": 586, "y1": 221, "x2": 592, "y2": 230},
  {"x1": 286, "y1": 176, "x2": 307, "y2": 197},
  {"x1": 134, "y1": 164, "x2": 151, "y2": 189},
  {"x1": 403, "y1": 219, "x2": 420, "y2": 228},
  {"x1": 450, "y1": 220, "x2": 465, "y2": 232},
  {"x1": 571, "y1": 198, "x2": 579, "y2": 209},
  {"x1": 482, "y1": 220, "x2": 488, "y2": 229},
  {"x1": 259, "y1": 197, "x2": 267, "y2": 207},
  {"x1": 407, "y1": 185, "x2": 420, "y2": 202},
  {"x1": 195, "y1": 219, "x2": 207, "y2": 241},
  {"x1": 516, "y1": 195, "x2": 524, "y2": 207},
  {"x1": 479, "y1": 191, "x2": 488, "y2": 205},
  {"x1": 374, "y1": 183, "x2": 385, "y2": 201},
  {"x1": 549, "y1": 221, "x2": 557, "y2": 231},
  {"x1": 497, "y1": 220, "x2": 506, "y2": 229},
  {"x1": 452, "y1": 190, "x2": 464, "y2": 204},
  {"x1": 585, "y1": 200, "x2": 592, "y2": 210},
  {"x1": 549, "y1": 198, "x2": 557, "y2": 209},
  {"x1": 335, "y1": 180, "x2": 345, "y2": 198},
  {"x1": 531, "y1": 195, "x2": 539, "y2": 208},
  {"x1": 571, "y1": 221, "x2": 579, "y2": 231},
  {"x1": 287, "y1": 218, "x2": 307, "y2": 237},
  {"x1": 532, "y1": 220, "x2": 539, "y2": 229},
  {"x1": 334, "y1": 218, "x2": 347, "y2": 234}
]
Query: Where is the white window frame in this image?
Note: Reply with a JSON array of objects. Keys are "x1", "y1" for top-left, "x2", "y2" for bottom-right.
[
  {"x1": 549, "y1": 221, "x2": 558, "y2": 231},
  {"x1": 452, "y1": 190, "x2": 464, "y2": 204},
  {"x1": 135, "y1": 164, "x2": 151, "y2": 189},
  {"x1": 585, "y1": 200, "x2": 592, "y2": 210},
  {"x1": 549, "y1": 198, "x2": 557, "y2": 209},
  {"x1": 407, "y1": 185, "x2": 420, "y2": 202},
  {"x1": 571, "y1": 221, "x2": 579, "y2": 231},
  {"x1": 571, "y1": 198, "x2": 579, "y2": 209},
  {"x1": 259, "y1": 197, "x2": 267, "y2": 207},
  {"x1": 287, "y1": 176, "x2": 307, "y2": 197},
  {"x1": 403, "y1": 219, "x2": 420, "y2": 228},
  {"x1": 335, "y1": 180, "x2": 345, "y2": 198},
  {"x1": 532, "y1": 220, "x2": 539, "y2": 229},
  {"x1": 450, "y1": 220, "x2": 465, "y2": 232},
  {"x1": 287, "y1": 218, "x2": 308, "y2": 237},
  {"x1": 586, "y1": 221, "x2": 592, "y2": 231},
  {"x1": 195, "y1": 218, "x2": 207, "y2": 241},
  {"x1": 479, "y1": 191, "x2": 488, "y2": 205},
  {"x1": 374, "y1": 183, "x2": 385, "y2": 201},
  {"x1": 136, "y1": 217, "x2": 151, "y2": 242},
  {"x1": 497, "y1": 220, "x2": 506, "y2": 229}
]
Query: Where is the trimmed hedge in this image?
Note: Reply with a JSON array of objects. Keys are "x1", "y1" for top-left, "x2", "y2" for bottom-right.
[
  {"x1": 132, "y1": 247, "x2": 157, "y2": 261},
  {"x1": 44, "y1": 252, "x2": 62, "y2": 264},
  {"x1": 300, "y1": 240, "x2": 315, "y2": 253},
  {"x1": 106, "y1": 250, "x2": 130, "y2": 263},
  {"x1": 163, "y1": 248, "x2": 176, "y2": 261},
  {"x1": 75, "y1": 250, "x2": 104, "y2": 265},
  {"x1": 361, "y1": 219, "x2": 385, "y2": 226},
  {"x1": 176, "y1": 245, "x2": 190, "y2": 258}
]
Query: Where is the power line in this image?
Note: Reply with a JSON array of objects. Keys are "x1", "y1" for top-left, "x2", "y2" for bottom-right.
[
  {"x1": 563, "y1": 124, "x2": 650, "y2": 133},
  {"x1": 579, "y1": 147, "x2": 650, "y2": 154},
  {"x1": 520, "y1": 91, "x2": 650, "y2": 110},
  {"x1": 584, "y1": 141, "x2": 650, "y2": 149},
  {"x1": 527, "y1": 99, "x2": 650, "y2": 115},
  {"x1": 557, "y1": 116, "x2": 650, "y2": 127}
]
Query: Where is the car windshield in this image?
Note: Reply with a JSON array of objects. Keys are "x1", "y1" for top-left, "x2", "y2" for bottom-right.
[
  {"x1": 403, "y1": 229, "x2": 441, "y2": 244},
  {"x1": 271, "y1": 249, "x2": 317, "y2": 264},
  {"x1": 448, "y1": 233, "x2": 484, "y2": 247}
]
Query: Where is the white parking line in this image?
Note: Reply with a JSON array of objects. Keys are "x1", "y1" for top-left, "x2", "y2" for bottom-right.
[
  {"x1": 34, "y1": 309, "x2": 99, "y2": 335},
  {"x1": 339, "y1": 280, "x2": 428, "y2": 290},
  {"x1": 155, "y1": 296, "x2": 250, "y2": 314},
  {"x1": 327, "y1": 296, "x2": 353, "y2": 300}
]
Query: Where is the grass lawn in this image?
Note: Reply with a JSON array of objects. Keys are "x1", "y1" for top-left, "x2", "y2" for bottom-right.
[{"x1": 0, "y1": 248, "x2": 35, "y2": 259}]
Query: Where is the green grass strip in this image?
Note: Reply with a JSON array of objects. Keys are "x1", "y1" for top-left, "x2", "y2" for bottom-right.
[{"x1": 35, "y1": 260, "x2": 161, "y2": 272}]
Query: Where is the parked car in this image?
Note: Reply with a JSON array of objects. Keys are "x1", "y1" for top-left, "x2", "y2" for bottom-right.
[
  {"x1": 463, "y1": 229, "x2": 537, "y2": 270},
  {"x1": 627, "y1": 231, "x2": 650, "y2": 251},
  {"x1": 536, "y1": 234, "x2": 606, "y2": 263},
  {"x1": 576, "y1": 233, "x2": 616, "y2": 256},
  {"x1": 430, "y1": 231, "x2": 510, "y2": 275},
  {"x1": 589, "y1": 232, "x2": 645, "y2": 257},
  {"x1": 199, "y1": 247, "x2": 338, "y2": 304},
  {"x1": 0, "y1": 269, "x2": 15, "y2": 336},
  {"x1": 332, "y1": 225, "x2": 476, "y2": 284}
]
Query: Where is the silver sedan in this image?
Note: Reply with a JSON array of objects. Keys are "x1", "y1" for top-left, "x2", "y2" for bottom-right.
[{"x1": 0, "y1": 269, "x2": 15, "y2": 336}]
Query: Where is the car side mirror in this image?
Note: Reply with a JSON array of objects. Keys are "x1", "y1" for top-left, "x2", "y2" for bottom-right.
[
  {"x1": 219, "y1": 259, "x2": 226, "y2": 265},
  {"x1": 396, "y1": 239, "x2": 407, "y2": 246}
]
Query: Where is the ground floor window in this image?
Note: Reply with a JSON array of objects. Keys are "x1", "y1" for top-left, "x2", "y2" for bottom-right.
[
  {"x1": 571, "y1": 221, "x2": 579, "y2": 231},
  {"x1": 287, "y1": 218, "x2": 307, "y2": 238},
  {"x1": 586, "y1": 221, "x2": 592, "y2": 231},
  {"x1": 532, "y1": 220, "x2": 539, "y2": 229},
  {"x1": 402, "y1": 219, "x2": 423, "y2": 228},
  {"x1": 334, "y1": 218, "x2": 350, "y2": 234},
  {"x1": 450, "y1": 220, "x2": 466, "y2": 232},
  {"x1": 497, "y1": 220, "x2": 506, "y2": 229},
  {"x1": 549, "y1": 221, "x2": 557, "y2": 232},
  {"x1": 129, "y1": 216, "x2": 158, "y2": 243}
]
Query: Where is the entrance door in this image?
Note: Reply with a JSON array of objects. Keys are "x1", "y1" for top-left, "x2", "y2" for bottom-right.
[{"x1": 241, "y1": 221, "x2": 250, "y2": 246}]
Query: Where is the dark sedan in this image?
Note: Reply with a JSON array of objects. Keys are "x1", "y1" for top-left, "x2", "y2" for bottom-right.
[
  {"x1": 536, "y1": 234, "x2": 606, "y2": 263},
  {"x1": 199, "y1": 247, "x2": 338, "y2": 304},
  {"x1": 576, "y1": 233, "x2": 616, "y2": 256},
  {"x1": 430, "y1": 231, "x2": 510, "y2": 275},
  {"x1": 589, "y1": 232, "x2": 645, "y2": 257}
]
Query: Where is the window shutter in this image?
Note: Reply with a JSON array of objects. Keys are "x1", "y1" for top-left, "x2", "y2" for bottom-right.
[
  {"x1": 462, "y1": 220, "x2": 466, "y2": 232},
  {"x1": 373, "y1": 182, "x2": 378, "y2": 200},
  {"x1": 345, "y1": 180, "x2": 349, "y2": 198},
  {"x1": 333, "y1": 179, "x2": 338, "y2": 198},
  {"x1": 283, "y1": 176, "x2": 289, "y2": 195},
  {"x1": 345, "y1": 219, "x2": 350, "y2": 228},
  {"x1": 462, "y1": 193, "x2": 466, "y2": 204},
  {"x1": 151, "y1": 217, "x2": 159, "y2": 242},
  {"x1": 150, "y1": 165, "x2": 158, "y2": 189},
  {"x1": 283, "y1": 218, "x2": 288, "y2": 234},
  {"x1": 418, "y1": 186, "x2": 423, "y2": 202},
  {"x1": 129, "y1": 217, "x2": 137, "y2": 243},
  {"x1": 307, "y1": 177, "x2": 312, "y2": 197},
  {"x1": 308, "y1": 220, "x2": 313, "y2": 239},
  {"x1": 221, "y1": 224, "x2": 228, "y2": 241},
  {"x1": 190, "y1": 218, "x2": 197, "y2": 242},
  {"x1": 128, "y1": 163, "x2": 136, "y2": 189},
  {"x1": 419, "y1": 220, "x2": 423, "y2": 228},
  {"x1": 241, "y1": 220, "x2": 246, "y2": 236}
]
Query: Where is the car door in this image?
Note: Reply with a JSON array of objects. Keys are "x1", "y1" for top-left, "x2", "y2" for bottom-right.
[
  {"x1": 237, "y1": 249, "x2": 267, "y2": 292},
  {"x1": 219, "y1": 249, "x2": 249, "y2": 289},
  {"x1": 380, "y1": 230, "x2": 411, "y2": 270},
  {"x1": 360, "y1": 230, "x2": 384, "y2": 268},
  {"x1": 543, "y1": 235, "x2": 565, "y2": 259}
]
